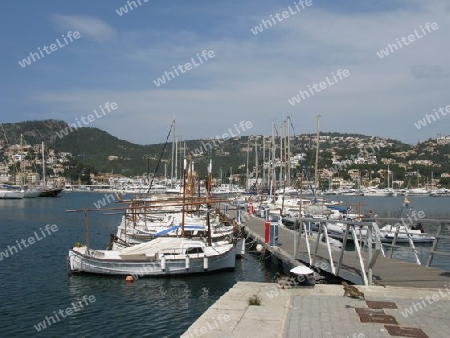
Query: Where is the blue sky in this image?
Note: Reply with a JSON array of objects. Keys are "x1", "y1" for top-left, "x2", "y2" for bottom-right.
[{"x1": 1, "y1": 0, "x2": 449, "y2": 145}]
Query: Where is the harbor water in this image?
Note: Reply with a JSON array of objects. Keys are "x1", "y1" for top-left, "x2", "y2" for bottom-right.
[
  {"x1": 0, "y1": 192, "x2": 277, "y2": 337},
  {"x1": 0, "y1": 192, "x2": 449, "y2": 337}
]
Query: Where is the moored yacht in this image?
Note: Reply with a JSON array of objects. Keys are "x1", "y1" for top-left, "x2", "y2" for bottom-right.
[{"x1": 0, "y1": 184, "x2": 24, "y2": 199}]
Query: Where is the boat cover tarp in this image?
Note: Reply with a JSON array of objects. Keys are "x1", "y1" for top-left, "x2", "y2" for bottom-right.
[{"x1": 118, "y1": 237, "x2": 188, "y2": 258}]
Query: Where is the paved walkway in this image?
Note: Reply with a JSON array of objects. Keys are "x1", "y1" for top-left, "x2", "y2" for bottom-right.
[{"x1": 182, "y1": 282, "x2": 450, "y2": 338}]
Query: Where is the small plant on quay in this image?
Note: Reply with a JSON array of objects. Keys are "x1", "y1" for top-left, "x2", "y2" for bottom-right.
[{"x1": 248, "y1": 295, "x2": 262, "y2": 306}]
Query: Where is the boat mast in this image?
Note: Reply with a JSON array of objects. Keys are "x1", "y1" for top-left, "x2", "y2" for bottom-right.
[
  {"x1": 181, "y1": 157, "x2": 187, "y2": 237},
  {"x1": 229, "y1": 167, "x2": 232, "y2": 192},
  {"x1": 20, "y1": 134, "x2": 24, "y2": 187},
  {"x1": 175, "y1": 137, "x2": 178, "y2": 186},
  {"x1": 246, "y1": 140, "x2": 249, "y2": 191},
  {"x1": 171, "y1": 119, "x2": 175, "y2": 188},
  {"x1": 207, "y1": 160, "x2": 212, "y2": 246},
  {"x1": 255, "y1": 138, "x2": 258, "y2": 193},
  {"x1": 41, "y1": 142, "x2": 46, "y2": 187},
  {"x1": 270, "y1": 120, "x2": 276, "y2": 198},
  {"x1": 262, "y1": 136, "x2": 266, "y2": 188},
  {"x1": 387, "y1": 162, "x2": 390, "y2": 189},
  {"x1": 281, "y1": 119, "x2": 287, "y2": 215},
  {"x1": 280, "y1": 122, "x2": 283, "y2": 190},
  {"x1": 314, "y1": 115, "x2": 321, "y2": 202},
  {"x1": 287, "y1": 116, "x2": 291, "y2": 187}
]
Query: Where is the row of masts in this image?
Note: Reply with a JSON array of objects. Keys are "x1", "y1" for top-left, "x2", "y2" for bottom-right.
[
  {"x1": 245, "y1": 115, "x2": 320, "y2": 197},
  {"x1": 167, "y1": 116, "x2": 322, "y2": 195}
]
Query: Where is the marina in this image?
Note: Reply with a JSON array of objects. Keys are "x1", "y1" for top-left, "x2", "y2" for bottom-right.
[
  {"x1": 1, "y1": 189, "x2": 450, "y2": 337},
  {"x1": 2, "y1": 0, "x2": 449, "y2": 336}
]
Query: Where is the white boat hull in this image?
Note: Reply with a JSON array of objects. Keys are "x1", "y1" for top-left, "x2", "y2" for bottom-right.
[
  {"x1": 68, "y1": 244, "x2": 236, "y2": 276},
  {"x1": 0, "y1": 190, "x2": 24, "y2": 199},
  {"x1": 379, "y1": 233, "x2": 435, "y2": 243}
]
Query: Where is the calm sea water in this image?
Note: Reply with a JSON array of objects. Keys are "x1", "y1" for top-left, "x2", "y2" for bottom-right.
[
  {"x1": 1, "y1": 193, "x2": 448, "y2": 337},
  {"x1": 0, "y1": 192, "x2": 277, "y2": 337}
]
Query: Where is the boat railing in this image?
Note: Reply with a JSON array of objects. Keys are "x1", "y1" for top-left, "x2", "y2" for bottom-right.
[
  {"x1": 298, "y1": 218, "x2": 382, "y2": 286},
  {"x1": 372, "y1": 217, "x2": 450, "y2": 267}
]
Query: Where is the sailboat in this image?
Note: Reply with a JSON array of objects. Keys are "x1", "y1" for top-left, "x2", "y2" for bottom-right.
[
  {"x1": 67, "y1": 158, "x2": 237, "y2": 277},
  {"x1": 38, "y1": 142, "x2": 63, "y2": 197}
]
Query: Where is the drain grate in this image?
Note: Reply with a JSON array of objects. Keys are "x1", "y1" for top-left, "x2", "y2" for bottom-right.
[
  {"x1": 384, "y1": 325, "x2": 429, "y2": 338},
  {"x1": 358, "y1": 313, "x2": 398, "y2": 324},
  {"x1": 355, "y1": 308, "x2": 386, "y2": 315},
  {"x1": 366, "y1": 300, "x2": 398, "y2": 309}
]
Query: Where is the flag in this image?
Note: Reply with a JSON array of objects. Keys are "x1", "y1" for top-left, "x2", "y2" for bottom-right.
[{"x1": 403, "y1": 197, "x2": 411, "y2": 207}]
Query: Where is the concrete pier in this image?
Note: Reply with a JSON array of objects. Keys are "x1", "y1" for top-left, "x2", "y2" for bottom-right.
[{"x1": 182, "y1": 282, "x2": 450, "y2": 337}]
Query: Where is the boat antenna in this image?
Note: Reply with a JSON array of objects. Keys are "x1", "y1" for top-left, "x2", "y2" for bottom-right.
[{"x1": 146, "y1": 119, "x2": 175, "y2": 194}]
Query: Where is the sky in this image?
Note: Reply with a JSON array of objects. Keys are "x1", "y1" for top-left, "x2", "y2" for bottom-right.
[{"x1": 1, "y1": 0, "x2": 450, "y2": 145}]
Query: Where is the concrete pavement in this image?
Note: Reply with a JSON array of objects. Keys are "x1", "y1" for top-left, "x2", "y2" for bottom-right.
[{"x1": 182, "y1": 282, "x2": 450, "y2": 338}]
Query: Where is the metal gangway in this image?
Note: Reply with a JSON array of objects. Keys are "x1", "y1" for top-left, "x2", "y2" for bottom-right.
[{"x1": 295, "y1": 217, "x2": 450, "y2": 286}]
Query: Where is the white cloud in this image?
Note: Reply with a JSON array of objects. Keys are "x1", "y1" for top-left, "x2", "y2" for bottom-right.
[
  {"x1": 33, "y1": 0, "x2": 450, "y2": 145},
  {"x1": 52, "y1": 15, "x2": 117, "y2": 42}
]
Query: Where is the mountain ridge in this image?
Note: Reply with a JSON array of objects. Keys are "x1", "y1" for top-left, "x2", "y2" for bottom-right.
[{"x1": 1, "y1": 120, "x2": 448, "y2": 188}]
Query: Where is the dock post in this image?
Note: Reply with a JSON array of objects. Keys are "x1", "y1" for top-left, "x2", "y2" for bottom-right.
[{"x1": 265, "y1": 219, "x2": 270, "y2": 244}]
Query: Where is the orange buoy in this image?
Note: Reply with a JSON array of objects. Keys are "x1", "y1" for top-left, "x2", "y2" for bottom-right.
[{"x1": 126, "y1": 275, "x2": 135, "y2": 283}]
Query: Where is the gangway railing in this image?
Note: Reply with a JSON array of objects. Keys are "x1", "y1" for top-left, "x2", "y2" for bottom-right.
[
  {"x1": 295, "y1": 217, "x2": 450, "y2": 285},
  {"x1": 372, "y1": 218, "x2": 450, "y2": 267},
  {"x1": 297, "y1": 218, "x2": 382, "y2": 286}
]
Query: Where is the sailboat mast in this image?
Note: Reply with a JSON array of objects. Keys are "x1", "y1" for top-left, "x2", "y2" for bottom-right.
[
  {"x1": 207, "y1": 160, "x2": 212, "y2": 246},
  {"x1": 387, "y1": 162, "x2": 390, "y2": 189},
  {"x1": 41, "y1": 142, "x2": 46, "y2": 187},
  {"x1": 255, "y1": 139, "x2": 258, "y2": 193},
  {"x1": 20, "y1": 134, "x2": 24, "y2": 186},
  {"x1": 271, "y1": 120, "x2": 276, "y2": 196},
  {"x1": 287, "y1": 116, "x2": 291, "y2": 187},
  {"x1": 314, "y1": 115, "x2": 321, "y2": 201},
  {"x1": 175, "y1": 137, "x2": 178, "y2": 185},
  {"x1": 246, "y1": 140, "x2": 249, "y2": 190},
  {"x1": 181, "y1": 158, "x2": 187, "y2": 237},
  {"x1": 262, "y1": 136, "x2": 266, "y2": 186},
  {"x1": 171, "y1": 119, "x2": 175, "y2": 187},
  {"x1": 280, "y1": 122, "x2": 283, "y2": 189}
]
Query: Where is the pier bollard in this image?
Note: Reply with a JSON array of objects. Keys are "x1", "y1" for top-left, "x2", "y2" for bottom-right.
[{"x1": 265, "y1": 219, "x2": 270, "y2": 244}]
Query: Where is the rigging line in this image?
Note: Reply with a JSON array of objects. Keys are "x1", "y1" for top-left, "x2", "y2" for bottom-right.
[
  {"x1": 0, "y1": 122, "x2": 10, "y2": 148},
  {"x1": 146, "y1": 119, "x2": 175, "y2": 194},
  {"x1": 289, "y1": 117, "x2": 296, "y2": 137}
]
